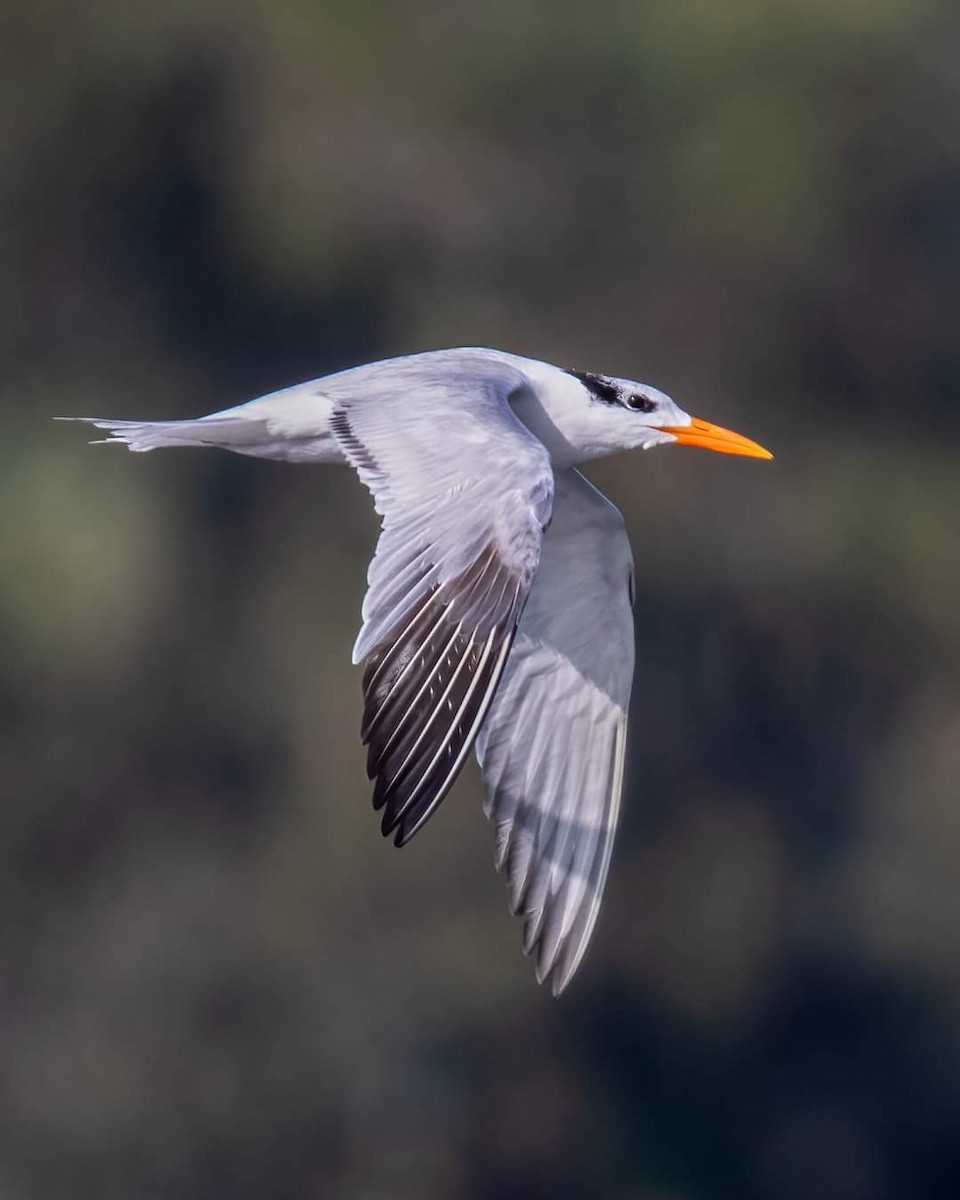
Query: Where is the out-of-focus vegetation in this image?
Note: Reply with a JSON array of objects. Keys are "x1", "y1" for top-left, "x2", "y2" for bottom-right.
[{"x1": 2, "y1": 2, "x2": 960, "y2": 1197}]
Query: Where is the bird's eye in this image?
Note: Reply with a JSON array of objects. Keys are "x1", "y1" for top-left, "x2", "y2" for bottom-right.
[{"x1": 626, "y1": 393, "x2": 657, "y2": 414}]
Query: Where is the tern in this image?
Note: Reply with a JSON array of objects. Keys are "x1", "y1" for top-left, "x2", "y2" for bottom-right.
[{"x1": 66, "y1": 348, "x2": 772, "y2": 994}]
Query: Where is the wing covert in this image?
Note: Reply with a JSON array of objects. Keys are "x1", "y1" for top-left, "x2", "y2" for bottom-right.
[{"x1": 329, "y1": 354, "x2": 554, "y2": 846}]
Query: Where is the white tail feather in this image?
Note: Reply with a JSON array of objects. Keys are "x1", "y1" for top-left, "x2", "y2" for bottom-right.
[
  {"x1": 54, "y1": 415, "x2": 271, "y2": 454},
  {"x1": 57, "y1": 405, "x2": 344, "y2": 462}
]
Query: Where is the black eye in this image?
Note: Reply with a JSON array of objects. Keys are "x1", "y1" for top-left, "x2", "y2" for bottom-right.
[{"x1": 627, "y1": 393, "x2": 657, "y2": 414}]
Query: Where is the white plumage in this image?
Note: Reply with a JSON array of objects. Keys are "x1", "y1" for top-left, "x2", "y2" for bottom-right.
[{"x1": 64, "y1": 346, "x2": 771, "y2": 994}]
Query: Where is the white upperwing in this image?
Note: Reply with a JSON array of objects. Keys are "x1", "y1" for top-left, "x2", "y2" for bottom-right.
[
  {"x1": 475, "y1": 469, "x2": 635, "y2": 995},
  {"x1": 328, "y1": 352, "x2": 556, "y2": 848}
]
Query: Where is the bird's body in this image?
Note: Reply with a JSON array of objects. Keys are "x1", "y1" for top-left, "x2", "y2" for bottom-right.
[
  {"x1": 76, "y1": 348, "x2": 685, "y2": 466},
  {"x1": 66, "y1": 347, "x2": 771, "y2": 994}
]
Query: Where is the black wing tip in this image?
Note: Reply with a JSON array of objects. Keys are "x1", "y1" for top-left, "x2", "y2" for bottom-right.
[
  {"x1": 392, "y1": 820, "x2": 416, "y2": 848},
  {"x1": 375, "y1": 773, "x2": 429, "y2": 842},
  {"x1": 379, "y1": 770, "x2": 457, "y2": 845},
  {"x1": 358, "y1": 545, "x2": 525, "y2": 847},
  {"x1": 376, "y1": 804, "x2": 424, "y2": 847}
]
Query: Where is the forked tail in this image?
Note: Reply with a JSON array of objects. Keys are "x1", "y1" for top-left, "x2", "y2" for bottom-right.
[{"x1": 55, "y1": 415, "x2": 270, "y2": 454}]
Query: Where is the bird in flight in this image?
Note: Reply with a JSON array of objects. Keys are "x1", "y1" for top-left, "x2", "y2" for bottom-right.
[{"x1": 65, "y1": 348, "x2": 772, "y2": 994}]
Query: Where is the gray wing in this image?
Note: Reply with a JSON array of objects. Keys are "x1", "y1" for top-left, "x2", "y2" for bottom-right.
[
  {"x1": 329, "y1": 356, "x2": 554, "y2": 847},
  {"x1": 475, "y1": 469, "x2": 635, "y2": 995}
]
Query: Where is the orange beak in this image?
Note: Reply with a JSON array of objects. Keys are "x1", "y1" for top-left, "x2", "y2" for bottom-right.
[{"x1": 657, "y1": 416, "x2": 773, "y2": 460}]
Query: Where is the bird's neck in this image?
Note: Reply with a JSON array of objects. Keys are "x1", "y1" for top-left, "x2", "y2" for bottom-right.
[{"x1": 504, "y1": 355, "x2": 619, "y2": 467}]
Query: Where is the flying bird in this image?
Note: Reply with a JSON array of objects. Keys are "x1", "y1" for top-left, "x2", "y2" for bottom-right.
[{"x1": 65, "y1": 348, "x2": 772, "y2": 994}]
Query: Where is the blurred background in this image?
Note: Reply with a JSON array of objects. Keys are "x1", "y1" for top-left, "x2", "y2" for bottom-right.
[{"x1": 2, "y1": 2, "x2": 960, "y2": 1197}]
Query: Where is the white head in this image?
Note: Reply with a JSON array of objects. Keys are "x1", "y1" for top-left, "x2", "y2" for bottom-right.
[
  {"x1": 566, "y1": 370, "x2": 689, "y2": 455},
  {"x1": 530, "y1": 367, "x2": 774, "y2": 465}
]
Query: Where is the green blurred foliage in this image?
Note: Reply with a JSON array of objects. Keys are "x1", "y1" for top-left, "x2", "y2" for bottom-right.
[{"x1": 2, "y1": 2, "x2": 960, "y2": 1198}]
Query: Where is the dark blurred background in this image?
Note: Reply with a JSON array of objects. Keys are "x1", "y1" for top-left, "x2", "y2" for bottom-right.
[{"x1": 3, "y1": 3, "x2": 960, "y2": 1198}]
